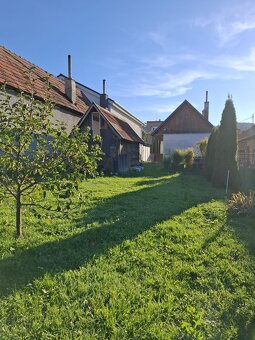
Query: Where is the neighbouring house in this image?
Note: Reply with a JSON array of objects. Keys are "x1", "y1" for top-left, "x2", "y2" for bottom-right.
[
  {"x1": 0, "y1": 46, "x2": 145, "y2": 172},
  {"x1": 144, "y1": 120, "x2": 162, "y2": 146},
  {"x1": 58, "y1": 75, "x2": 145, "y2": 140},
  {"x1": 59, "y1": 76, "x2": 150, "y2": 166},
  {"x1": 238, "y1": 124, "x2": 255, "y2": 168},
  {"x1": 151, "y1": 93, "x2": 214, "y2": 162},
  {"x1": 57, "y1": 78, "x2": 147, "y2": 171},
  {"x1": 78, "y1": 103, "x2": 144, "y2": 173}
]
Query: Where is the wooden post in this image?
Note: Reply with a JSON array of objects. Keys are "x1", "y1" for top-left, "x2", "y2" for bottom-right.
[{"x1": 225, "y1": 170, "x2": 230, "y2": 195}]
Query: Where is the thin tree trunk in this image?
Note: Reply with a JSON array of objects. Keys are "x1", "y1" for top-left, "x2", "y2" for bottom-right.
[{"x1": 16, "y1": 189, "x2": 22, "y2": 237}]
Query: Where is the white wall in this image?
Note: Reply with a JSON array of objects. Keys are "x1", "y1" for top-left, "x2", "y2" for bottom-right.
[
  {"x1": 140, "y1": 144, "x2": 151, "y2": 162},
  {"x1": 163, "y1": 133, "x2": 210, "y2": 158}
]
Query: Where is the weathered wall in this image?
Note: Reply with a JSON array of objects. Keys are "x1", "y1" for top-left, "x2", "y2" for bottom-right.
[
  {"x1": 3, "y1": 88, "x2": 82, "y2": 135},
  {"x1": 52, "y1": 107, "x2": 81, "y2": 134}
]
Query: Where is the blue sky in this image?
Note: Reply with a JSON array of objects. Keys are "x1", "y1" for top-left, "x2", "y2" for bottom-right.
[{"x1": 1, "y1": 0, "x2": 255, "y2": 125}]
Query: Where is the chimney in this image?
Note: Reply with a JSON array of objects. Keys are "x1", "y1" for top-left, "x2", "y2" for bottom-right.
[
  {"x1": 100, "y1": 79, "x2": 108, "y2": 108},
  {"x1": 65, "y1": 55, "x2": 76, "y2": 104},
  {"x1": 202, "y1": 90, "x2": 209, "y2": 120}
]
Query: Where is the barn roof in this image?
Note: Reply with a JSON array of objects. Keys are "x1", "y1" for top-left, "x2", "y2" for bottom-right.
[
  {"x1": 0, "y1": 46, "x2": 88, "y2": 115},
  {"x1": 79, "y1": 103, "x2": 144, "y2": 144},
  {"x1": 152, "y1": 100, "x2": 214, "y2": 135}
]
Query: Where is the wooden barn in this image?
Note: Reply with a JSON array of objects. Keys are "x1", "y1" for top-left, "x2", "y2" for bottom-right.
[
  {"x1": 78, "y1": 103, "x2": 144, "y2": 173},
  {"x1": 151, "y1": 94, "x2": 213, "y2": 161}
]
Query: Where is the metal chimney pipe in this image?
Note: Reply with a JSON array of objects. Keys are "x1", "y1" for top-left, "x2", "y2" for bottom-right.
[
  {"x1": 205, "y1": 90, "x2": 208, "y2": 102},
  {"x1": 103, "y1": 79, "x2": 106, "y2": 94},
  {"x1": 68, "y1": 55, "x2": 72, "y2": 79}
]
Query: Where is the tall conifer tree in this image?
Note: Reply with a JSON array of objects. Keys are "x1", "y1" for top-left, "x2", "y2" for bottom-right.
[
  {"x1": 205, "y1": 127, "x2": 219, "y2": 181},
  {"x1": 212, "y1": 98, "x2": 238, "y2": 188}
]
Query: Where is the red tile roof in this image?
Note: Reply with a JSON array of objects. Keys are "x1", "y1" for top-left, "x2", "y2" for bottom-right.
[
  {"x1": 97, "y1": 105, "x2": 144, "y2": 144},
  {"x1": 80, "y1": 104, "x2": 143, "y2": 144},
  {"x1": 0, "y1": 46, "x2": 88, "y2": 115}
]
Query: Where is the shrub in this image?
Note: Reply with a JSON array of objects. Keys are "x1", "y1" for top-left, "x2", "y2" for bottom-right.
[
  {"x1": 184, "y1": 148, "x2": 195, "y2": 167},
  {"x1": 172, "y1": 148, "x2": 195, "y2": 169},
  {"x1": 172, "y1": 149, "x2": 185, "y2": 167},
  {"x1": 197, "y1": 138, "x2": 208, "y2": 157},
  {"x1": 228, "y1": 191, "x2": 255, "y2": 215}
]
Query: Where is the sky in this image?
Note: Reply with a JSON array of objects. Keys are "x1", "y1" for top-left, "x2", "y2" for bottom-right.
[{"x1": 1, "y1": 0, "x2": 255, "y2": 126}]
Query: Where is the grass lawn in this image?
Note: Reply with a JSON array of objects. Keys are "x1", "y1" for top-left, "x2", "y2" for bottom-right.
[{"x1": 0, "y1": 164, "x2": 255, "y2": 339}]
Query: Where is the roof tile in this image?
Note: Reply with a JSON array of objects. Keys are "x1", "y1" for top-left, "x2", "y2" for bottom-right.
[{"x1": 0, "y1": 46, "x2": 88, "y2": 115}]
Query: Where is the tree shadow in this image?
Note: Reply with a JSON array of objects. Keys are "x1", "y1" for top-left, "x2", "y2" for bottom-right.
[
  {"x1": 0, "y1": 172, "x2": 217, "y2": 297},
  {"x1": 227, "y1": 213, "x2": 255, "y2": 257}
]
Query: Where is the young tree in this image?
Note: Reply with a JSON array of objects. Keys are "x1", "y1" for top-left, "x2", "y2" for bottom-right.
[
  {"x1": 212, "y1": 98, "x2": 238, "y2": 188},
  {"x1": 0, "y1": 86, "x2": 102, "y2": 237}
]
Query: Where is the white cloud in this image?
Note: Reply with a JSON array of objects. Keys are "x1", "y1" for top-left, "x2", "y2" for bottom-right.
[
  {"x1": 216, "y1": 20, "x2": 255, "y2": 45},
  {"x1": 212, "y1": 48, "x2": 255, "y2": 71},
  {"x1": 133, "y1": 70, "x2": 216, "y2": 98},
  {"x1": 193, "y1": 6, "x2": 255, "y2": 46},
  {"x1": 145, "y1": 103, "x2": 178, "y2": 114},
  {"x1": 139, "y1": 53, "x2": 198, "y2": 69},
  {"x1": 148, "y1": 30, "x2": 168, "y2": 49}
]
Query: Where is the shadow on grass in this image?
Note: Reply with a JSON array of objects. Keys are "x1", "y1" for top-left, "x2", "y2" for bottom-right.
[
  {"x1": 0, "y1": 172, "x2": 218, "y2": 297},
  {"x1": 227, "y1": 213, "x2": 255, "y2": 258},
  {"x1": 226, "y1": 212, "x2": 255, "y2": 339}
]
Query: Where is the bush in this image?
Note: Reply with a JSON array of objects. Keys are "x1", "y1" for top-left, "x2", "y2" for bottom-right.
[
  {"x1": 197, "y1": 138, "x2": 208, "y2": 157},
  {"x1": 172, "y1": 148, "x2": 195, "y2": 169},
  {"x1": 228, "y1": 191, "x2": 255, "y2": 216},
  {"x1": 184, "y1": 148, "x2": 195, "y2": 167},
  {"x1": 172, "y1": 149, "x2": 186, "y2": 167}
]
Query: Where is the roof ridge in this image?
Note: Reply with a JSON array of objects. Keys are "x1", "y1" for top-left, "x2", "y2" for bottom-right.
[
  {"x1": 0, "y1": 46, "x2": 69, "y2": 90},
  {"x1": 0, "y1": 46, "x2": 88, "y2": 115},
  {"x1": 151, "y1": 99, "x2": 213, "y2": 135},
  {"x1": 1, "y1": 46, "x2": 53, "y2": 78}
]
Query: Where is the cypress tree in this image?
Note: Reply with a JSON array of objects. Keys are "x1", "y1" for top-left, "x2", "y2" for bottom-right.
[
  {"x1": 212, "y1": 98, "x2": 238, "y2": 188},
  {"x1": 205, "y1": 127, "x2": 219, "y2": 181}
]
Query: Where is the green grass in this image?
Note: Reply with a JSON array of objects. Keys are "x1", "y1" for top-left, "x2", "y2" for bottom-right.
[{"x1": 0, "y1": 164, "x2": 255, "y2": 339}]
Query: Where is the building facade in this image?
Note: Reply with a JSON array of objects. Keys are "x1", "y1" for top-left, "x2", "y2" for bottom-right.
[{"x1": 151, "y1": 96, "x2": 213, "y2": 162}]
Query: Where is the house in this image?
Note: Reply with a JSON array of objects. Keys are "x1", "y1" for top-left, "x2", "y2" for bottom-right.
[
  {"x1": 0, "y1": 46, "x2": 88, "y2": 134},
  {"x1": 78, "y1": 103, "x2": 144, "y2": 173},
  {"x1": 238, "y1": 124, "x2": 255, "y2": 168},
  {"x1": 151, "y1": 93, "x2": 214, "y2": 161},
  {"x1": 58, "y1": 78, "x2": 147, "y2": 172},
  {"x1": 144, "y1": 120, "x2": 162, "y2": 146},
  {"x1": 58, "y1": 75, "x2": 145, "y2": 140},
  {"x1": 0, "y1": 46, "x2": 145, "y2": 172}
]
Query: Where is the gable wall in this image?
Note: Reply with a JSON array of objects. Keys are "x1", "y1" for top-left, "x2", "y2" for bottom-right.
[{"x1": 155, "y1": 103, "x2": 212, "y2": 135}]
